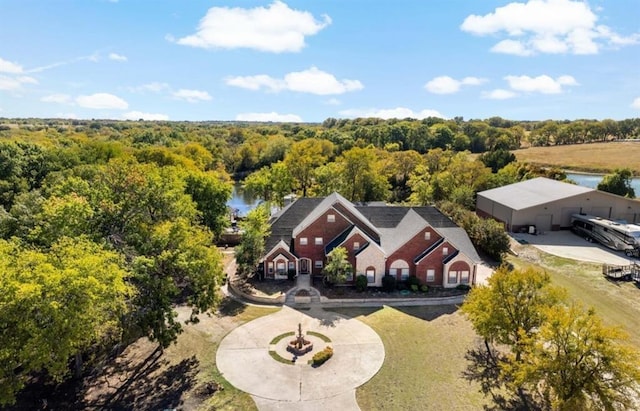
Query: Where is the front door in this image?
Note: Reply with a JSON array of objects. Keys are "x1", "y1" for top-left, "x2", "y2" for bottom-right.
[{"x1": 300, "y1": 258, "x2": 310, "y2": 274}]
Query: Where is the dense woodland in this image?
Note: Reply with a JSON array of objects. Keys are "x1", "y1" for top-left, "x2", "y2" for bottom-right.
[{"x1": 0, "y1": 115, "x2": 639, "y2": 404}]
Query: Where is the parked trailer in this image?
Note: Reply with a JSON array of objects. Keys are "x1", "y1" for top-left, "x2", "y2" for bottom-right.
[
  {"x1": 602, "y1": 263, "x2": 640, "y2": 282},
  {"x1": 571, "y1": 213, "x2": 640, "y2": 257}
]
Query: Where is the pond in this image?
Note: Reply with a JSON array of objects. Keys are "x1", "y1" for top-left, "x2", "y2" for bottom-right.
[
  {"x1": 566, "y1": 172, "x2": 640, "y2": 197},
  {"x1": 227, "y1": 183, "x2": 261, "y2": 218}
]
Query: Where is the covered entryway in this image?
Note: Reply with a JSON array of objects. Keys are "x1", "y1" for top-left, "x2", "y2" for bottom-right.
[{"x1": 299, "y1": 258, "x2": 311, "y2": 275}]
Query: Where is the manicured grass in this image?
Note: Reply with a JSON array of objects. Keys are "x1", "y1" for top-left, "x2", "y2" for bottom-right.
[
  {"x1": 306, "y1": 330, "x2": 332, "y2": 342},
  {"x1": 512, "y1": 141, "x2": 640, "y2": 174},
  {"x1": 270, "y1": 331, "x2": 295, "y2": 345},
  {"x1": 507, "y1": 250, "x2": 640, "y2": 345},
  {"x1": 269, "y1": 350, "x2": 294, "y2": 365},
  {"x1": 332, "y1": 305, "x2": 490, "y2": 411}
]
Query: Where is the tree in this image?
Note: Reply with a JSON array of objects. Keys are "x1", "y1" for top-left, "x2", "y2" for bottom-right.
[
  {"x1": 461, "y1": 266, "x2": 564, "y2": 361},
  {"x1": 337, "y1": 146, "x2": 389, "y2": 202},
  {"x1": 184, "y1": 170, "x2": 232, "y2": 238},
  {"x1": 597, "y1": 168, "x2": 635, "y2": 198},
  {"x1": 322, "y1": 246, "x2": 353, "y2": 286},
  {"x1": 284, "y1": 138, "x2": 333, "y2": 196},
  {"x1": 515, "y1": 304, "x2": 640, "y2": 410},
  {"x1": 0, "y1": 237, "x2": 132, "y2": 405},
  {"x1": 235, "y1": 204, "x2": 270, "y2": 277}
]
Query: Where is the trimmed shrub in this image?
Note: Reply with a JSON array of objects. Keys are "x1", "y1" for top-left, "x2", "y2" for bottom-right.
[
  {"x1": 420, "y1": 284, "x2": 429, "y2": 293},
  {"x1": 381, "y1": 274, "x2": 396, "y2": 292},
  {"x1": 406, "y1": 275, "x2": 421, "y2": 288},
  {"x1": 312, "y1": 346, "x2": 333, "y2": 366},
  {"x1": 456, "y1": 283, "x2": 471, "y2": 291},
  {"x1": 355, "y1": 274, "x2": 368, "y2": 292},
  {"x1": 410, "y1": 284, "x2": 419, "y2": 292}
]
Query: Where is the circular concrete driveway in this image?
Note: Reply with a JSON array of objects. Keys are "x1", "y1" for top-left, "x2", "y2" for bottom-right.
[{"x1": 216, "y1": 306, "x2": 384, "y2": 410}]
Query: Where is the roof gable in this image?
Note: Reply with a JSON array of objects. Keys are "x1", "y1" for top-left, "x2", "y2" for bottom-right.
[
  {"x1": 477, "y1": 177, "x2": 594, "y2": 211},
  {"x1": 292, "y1": 192, "x2": 380, "y2": 238}
]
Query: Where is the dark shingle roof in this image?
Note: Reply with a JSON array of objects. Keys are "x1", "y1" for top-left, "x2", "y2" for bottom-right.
[
  {"x1": 411, "y1": 207, "x2": 458, "y2": 228},
  {"x1": 325, "y1": 225, "x2": 355, "y2": 255},
  {"x1": 265, "y1": 197, "x2": 324, "y2": 253},
  {"x1": 355, "y1": 206, "x2": 409, "y2": 228},
  {"x1": 413, "y1": 238, "x2": 444, "y2": 264}
]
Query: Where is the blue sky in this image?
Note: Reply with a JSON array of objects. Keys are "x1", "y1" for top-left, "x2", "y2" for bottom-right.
[{"x1": 1, "y1": 0, "x2": 639, "y2": 122}]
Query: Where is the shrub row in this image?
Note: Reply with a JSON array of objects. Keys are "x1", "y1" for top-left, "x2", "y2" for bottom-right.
[{"x1": 312, "y1": 346, "x2": 334, "y2": 366}]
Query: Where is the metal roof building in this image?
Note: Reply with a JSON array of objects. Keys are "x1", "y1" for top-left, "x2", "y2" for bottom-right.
[{"x1": 476, "y1": 177, "x2": 640, "y2": 233}]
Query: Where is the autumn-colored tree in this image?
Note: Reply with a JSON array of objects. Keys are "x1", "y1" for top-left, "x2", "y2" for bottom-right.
[{"x1": 322, "y1": 246, "x2": 353, "y2": 286}]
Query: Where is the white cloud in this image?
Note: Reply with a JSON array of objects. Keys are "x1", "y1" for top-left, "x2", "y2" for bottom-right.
[
  {"x1": 461, "y1": 0, "x2": 639, "y2": 55},
  {"x1": 483, "y1": 89, "x2": 517, "y2": 100},
  {"x1": 172, "y1": 89, "x2": 212, "y2": 103},
  {"x1": 122, "y1": 111, "x2": 169, "y2": 121},
  {"x1": 76, "y1": 93, "x2": 128, "y2": 109},
  {"x1": 491, "y1": 39, "x2": 533, "y2": 56},
  {"x1": 631, "y1": 98, "x2": 640, "y2": 110},
  {"x1": 424, "y1": 75, "x2": 487, "y2": 94},
  {"x1": 174, "y1": 1, "x2": 331, "y2": 53},
  {"x1": 0, "y1": 75, "x2": 38, "y2": 91},
  {"x1": 128, "y1": 82, "x2": 170, "y2": 93},
  {"x1": 326, "y1": 98, "x2": 341, "y2": 106},
  {"x1": 41, "y1": 94, "x2": 72, "y2": 104},
  {"x1": 235, "y1": 112, "x2": 303, "y2": 122},
  {"x1": 226, "y1": 67, "x2": 363, "y2": 95},
  {"x1": 338, "y1": 107, "x2": 445, "y2": 120},
  {"x1": 108, "y1": 53, "x2": 127, "y2": 62},
  {"x1": 504, "y1": 74, "x2": 578, "y2": 94},
  {"x1": 0, "y1": 57, "x2": 23, "y2": 73}
]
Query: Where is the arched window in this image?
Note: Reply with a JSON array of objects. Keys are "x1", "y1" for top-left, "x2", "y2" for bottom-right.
[{"x1": 389, "y1": 259, "x2": 410, "y2": 280}]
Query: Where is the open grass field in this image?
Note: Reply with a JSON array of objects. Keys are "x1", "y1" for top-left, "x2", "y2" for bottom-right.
[
  {"x1": 331, "y1": 305, "x2": 489, "y2": 411},
  {"x1": 507, "y1": 245, "x2": 640, "y2": 346},
  {"x1": 512, "y1": 141, "x2": 640, "y2": 174}
]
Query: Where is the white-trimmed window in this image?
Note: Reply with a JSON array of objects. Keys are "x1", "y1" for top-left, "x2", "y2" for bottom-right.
[
  {"x1": 443, "y1": 247, "x2": 449, "y2": 256},
  {"x1": 424, "y1": 231, "x2": 431, "y2": 240},
  {"x1": 388, "y1": 268, "x2": 397, "y2": 278},
  {"x1": 315, "y1": 237, "x2": 323, "y2": 245},
  {"x1": 300, "y1": 237, "x2": 308, "y2": 245},
  {"x1": 288, "y1": 261, "x2": 296, "y2": 271},
  {"x1": 400, "y1": 268, "x2": 410, "y2": 281},
  {"x1": 268, "y1": 262, "x2": 274, "y2": 274},
  {"x1": 448, "y1": 270, "x2": 458, "y2": 284},
  {"x1": 315, "y1": 260, "x2": 323, "y2": 269},
  {"x1": 353, "y1": 241, "x2": 360, "y2": 251},
  {"x1": 460, "y1": 270, "x2": 470, "y2": 284},
  {"x1": 366, "y1": 268, "x2": 375, "y2": 283},
  {"x1": 327, "y1": 214, "x2": 335, "y2": 223},
  {"x1": 276, "y1": 261, "x2": 286, "y2": 274},
  {"x1": 426, "y1": 269, "x2": 435, "y2": 282}
]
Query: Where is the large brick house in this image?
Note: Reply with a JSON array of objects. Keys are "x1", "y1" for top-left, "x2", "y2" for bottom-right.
[{"x1": 261, "y1": 193, "x2": 480, "y2": 288}]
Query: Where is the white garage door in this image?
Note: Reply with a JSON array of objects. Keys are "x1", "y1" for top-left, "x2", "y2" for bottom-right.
[{"x1": 535, "y1": 214, "x2": 552, "y2": 233}]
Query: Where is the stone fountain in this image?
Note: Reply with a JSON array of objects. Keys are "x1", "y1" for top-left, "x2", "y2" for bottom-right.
[{"x1": 287, "y1": 323, "x2": 313, "y2": 356}]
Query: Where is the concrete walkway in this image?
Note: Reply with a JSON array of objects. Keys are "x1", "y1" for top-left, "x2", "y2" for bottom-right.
[{"x1": 216, "y1": 306, "x2": 385, "y2": 411}]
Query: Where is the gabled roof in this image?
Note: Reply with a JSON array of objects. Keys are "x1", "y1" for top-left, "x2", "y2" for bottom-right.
[
  {"x1": 477, "y1": 177, "x2": 594, "y2": 211},
  {"x1": 377, "y1": 209, "x2": 428, "y2": 255},
  {"x1": 325, "y1": 225, "x2": 355, "y2": 255},
  {"x1": 414, "y1": 238, "x2": 444, "y2": 264},
  {"x1": 265, "y1": 197, "x2": 324, "y2": 253},
  {"x1": 437, "y1": 227, "x2": 481, "y2": 263},
  {"x1": 292, "y1": 192, "x2": 381, "y2": 238}
]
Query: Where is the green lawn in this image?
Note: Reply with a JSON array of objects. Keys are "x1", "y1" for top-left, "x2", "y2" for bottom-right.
[
  {"x1": 331, "y1": 305, "x2": 489, "y2": 411},
  {"x1": 507, "y1": 250, "x2": 640, "y2": 345}
]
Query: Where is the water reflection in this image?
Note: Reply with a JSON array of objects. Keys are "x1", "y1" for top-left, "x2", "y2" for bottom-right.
[
  {"x1": 566, "y1": 172, "x2": 640, "y2": 197},
  {"x1": 227, "y1": 183, "x2": 261, "y2": 217}
]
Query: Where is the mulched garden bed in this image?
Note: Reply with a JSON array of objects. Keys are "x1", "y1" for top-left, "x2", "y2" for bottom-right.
[{"x1": 311, "y1": 277, "x2": 469, "y2": 300}]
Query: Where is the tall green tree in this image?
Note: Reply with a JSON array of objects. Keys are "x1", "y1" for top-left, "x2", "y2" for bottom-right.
[
  {"x1": 0, "y1": 237, "x2": 132, "y2": 405},
  {"x1": 284, "y1": 139, "x2": 333, "y2": 196},
  {"x1": 322, "y1": 246, "x2": 353, "y2": 286},
  {"x1": 515, "y1": 304, "x2": 640, "y2": 410},
  {"x1": 235, "y1": 204, "x2": 271, "y2": 277},
  {"x1": 597, "y1": 168, "x2": 635, "y2": 198}
]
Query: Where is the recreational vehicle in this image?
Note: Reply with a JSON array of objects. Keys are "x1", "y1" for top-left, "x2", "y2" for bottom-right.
[{"x1": 571, "y1": 213, "x2": 640, "y2": 257}]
